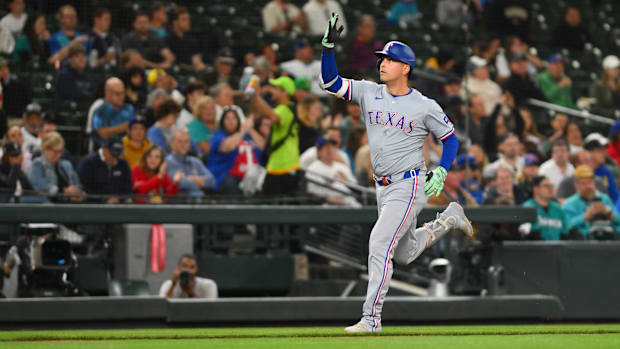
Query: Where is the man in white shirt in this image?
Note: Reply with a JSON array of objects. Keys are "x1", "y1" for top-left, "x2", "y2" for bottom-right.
[
  {"x1": 210, "y1": 82, "x2": 245, "y2": 124},
  {"x1": 306, "y1": 136, "x2": 360, "y2": 207},
  {"x1": 539, "y1": 138, "x2": 575, "y2": 191},
  {"x1": 482, "y1": 133, "x2": 525, "y2": 180},
  {"x1": 0, "y1": 0, "x2": 27, "y2": 37},
  {"x1": 280, "y1": 39, "x2": 325, "y2": 96},
  {"x1": 463, "y1": 56, "x2": 502, "y2": 115},
  {"x1": 159, "y1": 254, "x2": 218, "y2": 299},
  {"x1": 302, "y1": 0, "x2": 347, "y2": 37},
  {"x1": 300, "y1": 127, "x2": 351, "y2": 170},
  {"x1": 20, "y1": 103, "x2": 43, "y2": 154},
  {"x1": 262, "y1": 0, "x2": 307, "y2": 34}
]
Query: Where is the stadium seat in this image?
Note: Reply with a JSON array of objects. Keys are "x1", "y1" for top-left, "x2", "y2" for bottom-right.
[{"x1": 108, "y1": 279, "x2": 151, "y2": 297}]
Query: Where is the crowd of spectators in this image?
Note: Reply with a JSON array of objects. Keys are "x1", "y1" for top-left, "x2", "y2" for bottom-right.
[{"x1": 0, "y1": 0, "x2": 619, "y2": 243}]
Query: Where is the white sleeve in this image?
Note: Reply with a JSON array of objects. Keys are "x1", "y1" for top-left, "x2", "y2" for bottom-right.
[{"x1": 159, "y1": 280, "x2": 173, "y2": 297}]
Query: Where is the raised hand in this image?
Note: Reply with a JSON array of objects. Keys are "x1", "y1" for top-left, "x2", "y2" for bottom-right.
[{"x1": 322, "y1": 13, "x2": 344, "y2": 49}]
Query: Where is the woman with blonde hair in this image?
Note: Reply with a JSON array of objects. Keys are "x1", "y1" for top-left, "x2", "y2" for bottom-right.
[
  {"x1": 187, "y1": 95, "x2": 218, "y2": 156},
  {"x1": 131, "y1": 145, "x2": 181, "y2": 203},
  {"x1": 296, "y1": 95, "x2": 323, "y2": 153},
  {"x1": 28, "y1": 131, "x2": 82, "y2": 200}
]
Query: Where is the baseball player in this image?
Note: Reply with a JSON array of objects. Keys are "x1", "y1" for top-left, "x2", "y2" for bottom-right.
[{"x1": 320, "y1": 14, "x2": 474, "y2": 333}]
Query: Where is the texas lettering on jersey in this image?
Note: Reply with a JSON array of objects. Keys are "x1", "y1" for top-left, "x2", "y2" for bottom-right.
[{"x1": 367, "y1": 110, "x2": 417, "y2": 135}]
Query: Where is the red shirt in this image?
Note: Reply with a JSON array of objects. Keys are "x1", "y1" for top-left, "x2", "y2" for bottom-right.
[{"x1": 131, "y1": 166, "x2": 179, "y2": 203}]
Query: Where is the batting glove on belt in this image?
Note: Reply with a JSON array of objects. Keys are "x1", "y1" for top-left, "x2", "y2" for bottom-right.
[
  {"x1": 424, "y1": 166, "x2": 447, "y2": 197},
  {"x1": 322, "y1": 13, "x2": 344, "y2": 49}
]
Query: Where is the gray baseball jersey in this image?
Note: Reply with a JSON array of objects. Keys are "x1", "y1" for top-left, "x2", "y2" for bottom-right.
[{"x1": 349, "y1": 80, "x2": 455, "y2": 177}]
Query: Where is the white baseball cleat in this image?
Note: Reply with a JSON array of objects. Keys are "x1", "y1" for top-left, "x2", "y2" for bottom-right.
[
  {"x1": 444, "y1": 202, "x2": 474, "y2": 237},
  {"x1": 344, "y1": 322, "x2": 374, "y2": 333}
]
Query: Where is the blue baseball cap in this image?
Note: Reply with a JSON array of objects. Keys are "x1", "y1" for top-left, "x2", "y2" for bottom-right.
[
  {"x1": 315, "y1": 136, "x2": 337, "y2": 149},
  {"x1": 548, "y1": 53, "x2": 564, "y2": 63},
  {"x1": 454, "y1": 154, "x2": 476, "y2": 170},
  {"x1": 610, "y1": 121, "x2": 620, "y2": 136},
  {"x1": 524, "y1": 153, "x2": 540, "y2": 166}
]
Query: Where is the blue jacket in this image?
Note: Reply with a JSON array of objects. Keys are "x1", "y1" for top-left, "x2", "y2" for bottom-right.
[
  {"x1": 165, "y1": 153, "x2": 215, "y2": 197},
  {"x1": 77, "y1": 151, "x2": 133, "y2": 199},
  {"x1": 562, "y1": 191, "x2": 620, "y2": 237},
  {"x1": 28, "y1": 156, "x2": 81, "y2": 195},
  {"x1": 49, "y1": 30, "x2": 82, "y2": 54},
  {"x1": 594, "y1": 164, "x2": 619, "y2": 203},
  {"x1": 92, "y1": 102, "x2": 135, "y2": 146}
]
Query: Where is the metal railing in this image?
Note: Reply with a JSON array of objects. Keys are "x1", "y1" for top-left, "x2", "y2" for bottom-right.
[{"x1": 526, "y1": 98, "x2": 616, "y2": 125}]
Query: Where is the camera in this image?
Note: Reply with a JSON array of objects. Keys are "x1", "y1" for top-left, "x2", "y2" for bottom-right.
[{"x1": 179, "y1": 270, "x2": 193, "y2": 287}]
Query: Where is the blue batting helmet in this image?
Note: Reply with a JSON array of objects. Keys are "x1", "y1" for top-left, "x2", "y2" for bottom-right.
[{"x1": 375, "y1": 41, "x2": 416, "y2": 72}]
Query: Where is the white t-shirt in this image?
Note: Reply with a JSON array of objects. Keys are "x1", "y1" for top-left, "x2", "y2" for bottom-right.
[
  {"x1": 0, "y1": 13, "x2": 27, "y2": 37},
  {"x1": 302, "y1": 0, "x2": 347, "y2": 37},
  {"x1": 262, "y1": 1, "x2": 303, "y2": 33},
  {"x1": 159, "y1": 276, "x2": 218, "y2": 298},
  {"x1": 482, "y1": 155, "x2": 525, "y2": 180},
  {"x1": 300, "y1": 146, "x2": 351, "y2": 171},
  {"x1": 280, "y1": 59, "x2": 326, "y2": 96},
  {"x1": 176, "y1": 108, "x2": 194, "y2": 131},
  {"x1": 306, "y1": 159, "x2": 361, "y2": 207},
  {"x1": 463, "y1": 76, "x2": 503, "y2": 115},
  {"x1": 538, "y1": 159, "x2": 575, "y2": 191},
  {"x1": 21, "y1": 127, "x2": 41, "y2": 154}
]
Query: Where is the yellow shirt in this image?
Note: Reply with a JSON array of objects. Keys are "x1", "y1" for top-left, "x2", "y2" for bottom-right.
[
  {"x1": 123, "y1": 136, "x2": 152, "y2": 169},
  {"x1": 266, "y1": 104, "x2": 300, "y2": 174}
]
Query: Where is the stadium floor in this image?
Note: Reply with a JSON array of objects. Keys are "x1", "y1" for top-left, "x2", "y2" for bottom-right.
[{"x1": 2, "y1": 324, "x2": 620, "y2": 348}]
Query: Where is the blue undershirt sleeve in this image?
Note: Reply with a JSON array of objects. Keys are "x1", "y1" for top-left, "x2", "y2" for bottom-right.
[{"x1": 438, "y1": 133, "x2": 458, "y2": 170}]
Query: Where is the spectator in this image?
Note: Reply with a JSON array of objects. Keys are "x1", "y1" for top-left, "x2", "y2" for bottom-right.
[
  {"x1": 515, "y1": 152, "x2": 540, "y2": 200},
  {"x1": 538, "y1": 139, "x2": 574, "y2": 191},
  {"x1": 551, "y1": 6, "x2": 591, "y2": 51},
  {"x1": 28, "y1": 132, "x2": 82, "y2": 200},
  {"x1": 305, "y1": 136, "x2": 360, "y2": 207},
  {"x1": 519, "y1": 107, "x2": 543, "y2": 148},
  {"x1": 211, "y1": 82, "x2": 246, "y2": 124},
  {"x1": 131, "y1": 145, "x2": 180, "y2": 203},
  {"x1": 0, "y1": 141, "x2": 33, "y2": 201},
  {"x1": 293, "y1": 76, "x2": 312, "y2": 102},
  {"x1": 86, "y1": 8, "x2": 121, "y2": 69},
  {"x1": 562, "y1": 165, "x2": 620, "y2": 238},
  {"x1": 536, "y1": 54, "x2": 576, "y2": 108},
  {"x1": 456, "y1": 154, "x2": 483, "y2": 204},
  {"x1": 2, "y1": 125, "x2": 31, "y2": 173},
  {"x1": 355, "y1": 142, "x2": 372, "y2": 186},
  {"x1": 501, "y1": 52, "x2": 544, "y2": 106},
  {"x1": 20, "y1": 103, "x2": 43, "y2": 154},
  {"x1": 91, "y1": 77, "x2": 135, "y2": 146},
  {"x1": 262, "y1": 0, "x2": 307, "y2": 34},
  {"x1": 297, "y1": 95, "x2": 322, "y2": 154},
  {"x1": 147, "y1": 98, "x2": 181, "y2": 155},
  {"x1": 119, "y1": 48, "x2": 146, "y2": 70},
  {"x1": 303, "y1": 0, "x2": 347, "y2": 37},
  {"x1": 437, "y1": 0, "x2": 479, "y2": 29},
  {"x1": 0, "y1": 57, "x2": 32, "y2": 118},
  {"x1": 345, "y1": 15, "x2": 383, "y2": 76},
  {"x1": 387, "y1": 0, "x2": 421, "y2": 27},
  {"x1": 464, "y1": 56, "x2": 502, "y2": 115},
  {"x1": 121, "y1": 10, "x2": 175, "y2": 69},
  {"x1": 149, "y1": 2, "x2": 168, "y2": 38},
  {"x1": 0, "y1": 0, "x2": 26, "y2": 37},
  {"x1": 250, "y1": 76, "x2": 301, "y2": 195},
  {"x1": 54, "y1": 44, "x2": 93, "y2": 105},
  {"x1": 338, "y1": 100, "x2": 364, "y2": 148},
  {"x1": 566, "y1": 121, "x2": 583, "y2": 154},
  {"x1": 495, "y1": 35, "x2": 543, "y2": 83},
  {"x1": 206, "y1": 110, "x2": 263, "y2": 194},
  {"x1": 188, "y1": 96, "x2": 217, "y2": 156},
  {"x1": 159, "y1": 254, "x2": 217, "y2": 299},
  {"x1": 556, "y1": 150, "x2": 606, "y2": 202},
  {"x1": 143, "y1": 87, "x2": 168, "y2": 127},
  {"x1": 12, "y1": 12, "x2": 51, "y2": 65},
  {"x1": 427, "y1": 159, "x2": 478, "y2": 206},
  {"x1": 120, "y1": 66, "x2": 147, "y2": 110},
  {"x1": 414, "y1": 49, "x2": 455, "y2": 100},
  {"x1": 0, "y1": 24, "x2": 14, "y2": 57},
  {"x1": 585, "y1": 137, "x2": 619, "y2": 204},
  {"x1": 176, "y1": 81, "x2": 206, "y2": 130},
  {"x1": 520, "y1": 176, "x2": 568, "y2": 240},
  {"x1": 48, "y1": 5, "x2": 88, "y2": 57},
  {"x1": 300, "y1": 127, "x2": 351, "y2": 170},
  {"x1": 540, "y1": 112, "x2": 568, "y2": 156},
  {"x1": 483, "y1": 164, "x2": 527, "y2": 205},
  {"x1": 606, "y1": 121, "x2": 620, "y2": 168},
  {"x1": 482, "y1": 132, "x2": 524, "y2": 180},
  {"x1": 202, "y1": 48, "x2": 238, "y2": 90},
  {"x1": 123, "y1": 117, "x2": 151, "y2": 169},
  {"x1": 465, "y1": 94, "x2": 487, "y2": 146},
  {"x1": 165, "y1": 129, "x2": 215, "y2": 199},
  {"x1": 166, "y1": 7, "x2": 206, "y2": 72},
  {"x1": 280, "y1": 39, "x2": 324, "y2": 96},
  {"x1": 589, "y1": 55, "x2": 620, "y2": 115},
  {"x1": 77, "y1": 136, "x2": 132, "y2": 203}
]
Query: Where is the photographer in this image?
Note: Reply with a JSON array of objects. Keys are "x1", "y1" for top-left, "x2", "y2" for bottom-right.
[
  {"x1": 159, "y1": 254, "x2": 217, "y2": 299},
  {"x1": 562, "y1": 165, "x2": 620, "y2": 239}
]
